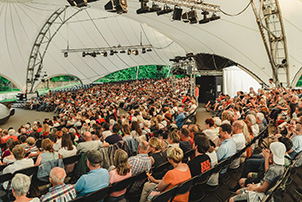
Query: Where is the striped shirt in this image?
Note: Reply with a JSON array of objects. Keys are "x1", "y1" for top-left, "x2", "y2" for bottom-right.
[{"x1": 40, "y1": 183, "x2": 76, "y2": 202}]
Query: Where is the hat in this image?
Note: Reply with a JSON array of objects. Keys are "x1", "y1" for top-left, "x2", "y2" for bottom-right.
[{"x1": 270, "y1": 142, "x2": 286, "y2": 165}]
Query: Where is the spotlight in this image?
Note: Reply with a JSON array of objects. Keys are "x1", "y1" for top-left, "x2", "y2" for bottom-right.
[
  {"x1": 82, "y1": 52, "x2": 86, "y2": 57},
  {"x1": 136, "y1": 0, "x2": 150, "y2": 14},
  {"x1": 104, "y1": 0, "x2": 127, "y2": 13},
  {"x1": 210, "y1": 13, "x2": 220, "y2": 21},
  {"x1": 199, "y1": 10, "x2": 210, "y2": 24},
  {"x1": 110, "y1": 50, "x2": 114, "y2": 56},
  {"x1": 127, "y1": 49, "x2": 131, "y2": 55},
  {"x1": 147, "y1": 48, "x2": 152, "y2": 52},
  {"x1": 91, "y1": 52, "x2": 97, "y2": 57},
  {"x1": 157, "y1": 4, "x2": 173, "y2": 16},
  {"x1": 120, "y1": 50, "x2": 126, "y2": 53},
  {"x1": 150, "y1": 2, "x2": 161, "y2": 12},
  {"x1": 172, "y1": 6, "x2": 182, "y2": 21},
  {"x1": 142, "y1": 48, "x2": 146, "y2": 54},
  {"x1": 182, "y1": 10, "x2": 197, "y2": 24},
  {"x1": 101, "y1": 52, "x2": 108, "y2": 57},
  {"x1": 132, "y1": 50, "x2": 139, "y2": 55},
  {"x1": 64, "y1": 52, "x2": 68, "y2": 58}
]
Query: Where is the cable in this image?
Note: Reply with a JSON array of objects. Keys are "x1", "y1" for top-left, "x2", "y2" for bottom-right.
[
  {"x1": 219, "y1": 2, "x2": 251, "y2": 17},
  {"x1": 153, "y1": 41, "x2": 175, "y2": 49}
]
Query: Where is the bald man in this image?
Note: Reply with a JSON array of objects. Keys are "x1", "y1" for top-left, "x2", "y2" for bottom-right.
[
  {"x1": 230, "y1": 121, "x2": 246, "y2": 169},
  {"x1": 76, "y1": 131, "x2": 103, "y2": 153},
  {"x1": 40, "y1": 167, "x2": 76, "y2": 202}
]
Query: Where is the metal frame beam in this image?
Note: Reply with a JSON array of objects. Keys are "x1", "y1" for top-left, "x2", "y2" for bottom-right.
[{"x1": 26, "y1": 6, "x2": 85, "y2": 93}]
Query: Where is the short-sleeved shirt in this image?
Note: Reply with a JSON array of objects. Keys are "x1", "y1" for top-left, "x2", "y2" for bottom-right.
[
  {"x1": 232, "y1": 133, "x2": 246, "y2": 151},
  {"x1": 162, "y1": 164, "x2": 191, "y2": 202},
  {"x1": 261, "y1": 164, "x2": 285, "y2": 186},
  {"x1": 76, "y1": 140, "x2": 103, "y2": 153},
  {"x1": 175, "y1": 112, "x2": 185, "y2": 128},
  {"x1": 40, "y1": 183, "x2": 76, "y2": 202},
  {"x1": 75, "y1": 168, "x2": 109, "y2": 197},
  {"x1": 128, "y1": 154, "x2": 152, "y2": 175},
  {"x1": 179, "y1": 140, "x2": 192, "y2": 154},
  {"x1": 188, "y1": 154, "x2": 211, "y2": 177},
  {"x1": 290, "y1": 135, "x2": 302, "y2": 159},
  {"x1": 217, "y1": 138, "x2": 237, "y2": 161},
  {"x1": 109, "y1": 169, "x2": 131, "y2": 197}
]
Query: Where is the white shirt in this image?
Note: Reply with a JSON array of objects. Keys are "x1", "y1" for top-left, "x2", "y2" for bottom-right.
[
  {"x1": 206, "y1": 151, "x2": 219, "y2": 186},
  {"x1": 102, "y1": 130, "x2": 112, "y2": 139},
  {"x1": 232, "y1": 133, "x2": 246, "y2": 151},
  {"x1": 58, "y1": 145, "x2": 77, "y2": 158}
]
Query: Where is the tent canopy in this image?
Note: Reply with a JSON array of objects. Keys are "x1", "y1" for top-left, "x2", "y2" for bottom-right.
[{"x1": 0, "y1": 0, "x2": 302, "y2": 91}]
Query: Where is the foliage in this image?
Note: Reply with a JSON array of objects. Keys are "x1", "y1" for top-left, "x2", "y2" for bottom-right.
[
  {"x1": 95, "y1": 65, "x2": 171, "y2": 83},
  {"x1": 0, "y1": 76, "x2": 19, "y2": 92},
  {"x1": 50, "y1": 75, "x2": 78, "y2": 82}
]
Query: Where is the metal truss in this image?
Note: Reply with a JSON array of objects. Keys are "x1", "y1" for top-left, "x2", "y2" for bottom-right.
[
  {"x1": 251, "y1": 0, "x2": 289, "y2": 87},
  {"x1": 26, "y1": 6, "x2": 84, "y2": 93},
  {"x1": 152, "y1": 0, "x2": 220, "y2": 12},
  {"x1": 62, "y1": 44, "x2": 152, "y2": 53}
]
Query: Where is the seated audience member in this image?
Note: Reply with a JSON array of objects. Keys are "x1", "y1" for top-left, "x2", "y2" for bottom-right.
[
  {"x1": 101, "y1": 122, "x2": 112, "y2": 139},
  {"x1": 287, "y1": 121, "x2": 302, "y2": 159},
  {"x1": 188, "y1": 134, "x2": 211, "y2": 177},
  {"x1": 108, "y1": 149, "x2": 132, "y2": 202},
  {"x1": 75, "y1": 150, "x2": 109, "y2": 197},
  {"x1": 105, "y1": 124, "x2": 123, "y2": 145},
  {"x1": 206, "y1": 139, "x2": 219, "y2": 187},
  {"x1": 77, "y1": 131, "x2": 103, "y2": 153},
  {"x1": 35, "y1": 138, "x2": 61, "y2": 166},
  {"x1": 217, "y1": 124, "x2": 237, "y2": 176},
  {"x1": 3, "y1": 145, "x2": 34, "y2": 190},
  {"x1": 167, "y1": 131, "x2": 180, "y2": 148},
  {"x1": 148, "y1": 137, "x2": 167, "y2": 168},
  {"x1": 130, "y1": 121, "x2": 142, "y2": 138},
  {"x1": 230, "y1": 120, "x2": 246, "y2": 169},
  {"x1": 188, "y1": 134, "x2": 211, "y2": 199},
  {"x1": 204, "y1": 118, "x2": 220, "y2": 147},
  {"x1": 11, "y1": 174, "x2": 39, "y2": 202},
  {"x1": 1, "y1": 140, "x2": 18, "y2": 165},
  {"x1": 40, "y1": 167, "x2": 76, "y2": 202},
  {"x1": 53, "y1": 131, "x2": 63, "y2": 152},
  {"x1": 58, "y1": 133, "x2": 77, "y2": 158},
  {"x1": 179, "y1": 128, "x2": 192, "y2": 154},
  {"x1": 146, "y1": 147, "x2": 191, "y2": 202},
  {"x1": 128, "y1": 141, "x2": 152, "y2": 175},
  {"x1": 173, "y1": 107, "x2": 186, "y2": 128},
  {"x1": 24, "y1": 137, "x2": 38, "y2": 155},
  {"x1": 229, "y1": 142, "x2": 286, "y2": 202}
]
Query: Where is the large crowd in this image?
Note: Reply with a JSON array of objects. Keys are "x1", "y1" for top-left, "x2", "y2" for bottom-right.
[{"x1": 0, "y1": 77, "x2": 301, "y2": 202}]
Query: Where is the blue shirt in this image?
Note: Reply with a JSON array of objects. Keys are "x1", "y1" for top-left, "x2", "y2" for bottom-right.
[
  {"x1": 217, "y1": 138, "x2": 237, "y2": 161},
  {"x1": 175, "y1": 112, "x2": 185, "y2": 128},
  {"x1": 75, "y1": 168, "x2": 109, "y2": 197},
  {"x1": 290, "y1": 135, "x2": 302, "y2": 159}
]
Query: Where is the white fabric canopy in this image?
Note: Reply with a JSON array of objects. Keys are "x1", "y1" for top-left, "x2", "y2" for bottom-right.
[
  {"x1": 0, "y1": 0, "x2": 302, "y2": 91},
  {"x1": 223, "y1": 66, "x2": 261, "y2": 97}
]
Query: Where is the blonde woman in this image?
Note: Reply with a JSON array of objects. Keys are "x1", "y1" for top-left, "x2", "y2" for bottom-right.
[
  {"x1": 146, "y1": 147, "x2": 191, "y2": 202},
  {"x1": 108, "y1": 149, "x2": 132, "y2": 202},
  {"x1": 148, "y1": 137, "x2": 167, "y2": 168}
]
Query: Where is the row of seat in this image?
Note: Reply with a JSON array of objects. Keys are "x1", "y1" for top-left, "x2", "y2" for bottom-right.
[{"x1": 69, "y1": 127, "x2": 268, "y2": 202}]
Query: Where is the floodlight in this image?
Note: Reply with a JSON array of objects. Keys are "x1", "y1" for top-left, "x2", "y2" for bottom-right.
[
  {"x1": 157, "y1": 4, "x2": 173, "y2": 16},
  {"x1": 172, "y1": 6, "x2": 182, "y2": 20},
  {"x1": 64, "y1": 52, "x2": 68, "y2": 58}
]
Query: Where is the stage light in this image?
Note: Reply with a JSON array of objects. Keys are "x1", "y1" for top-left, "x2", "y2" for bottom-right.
[
  {"x1": 172, "y1": 6, "x2": 182, "y2": 20},
  {"x1": 157, "y1": 4, "x2": 173, "y2": 16},
  {"x1": 132, "y1": 50, "x2": 139, "y2": 55},
  {"x1": 91, "y1": 52, "x2": 97, "y2": 57},
  {"x1": 142, "y1": 48, "x2": 146, "y2": 54},
  {"x1": 150, "y1": 2, "x2": 161, "y2": 12},
  {"x1": 67, "y1": 0, "x2": 98, "y2": 8},
  {"x1": 147, "y1": 48, "x2": 152, "y2": 52},
  {"x1": 104, "y1": 0, "x2": 127, "y2": 13},
  {"x1": 182, "y1": 10, "x2": 197, "y2": 24},
  {"x1": 210, "y1": 13, "x2": 220, "y2": 21},
  {"x1": 120, "y1": 50, "x2": 126, "y2": 53},
  {"x1": 110, "y1": 50, "x2": 114, "y2": 55},
  {"x1": 101, "y1": 51, "x2": 108, "y2": 57},
  {"x1": 82, "y1": 52, "x2": 86, "y2": 57},
  {"x1": 199, "y1": 10, "x2": 210, "y2": 24},
  {"x1": 64, "y1": 52, "x2": 68, "y2": 58},
  {"x1": 127, "y1": 49, "x2": 131, "y2": 55}
]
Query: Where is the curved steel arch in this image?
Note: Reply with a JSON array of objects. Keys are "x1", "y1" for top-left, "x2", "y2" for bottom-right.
[{"x1": 26, "y1": 6, "x2": 85, "y2": 93}]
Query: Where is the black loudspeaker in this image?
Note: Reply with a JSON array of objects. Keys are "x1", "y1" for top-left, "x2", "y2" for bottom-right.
[
  {"x1": 196, "y1": 76, "x2": 223, "y2": 103},
  {"x1": 172, "y1": 7, "x2": 182, "y2": 20}
]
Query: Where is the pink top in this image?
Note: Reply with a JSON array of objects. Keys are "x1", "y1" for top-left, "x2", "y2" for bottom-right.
[{"x1": 109, "y1": 169, "x2": 131, "y2": 197}]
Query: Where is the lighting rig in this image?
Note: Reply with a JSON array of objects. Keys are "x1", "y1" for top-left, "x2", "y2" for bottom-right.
[
  {"x1": 136, "y1": 0, "x2": 220, "y2": 24},
  {"x1": 170, "y1": 53, "x2": 198, "y2": 96},
  {"x1": 62, "y1": 44, "x2": 152, "y2": 58}
]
